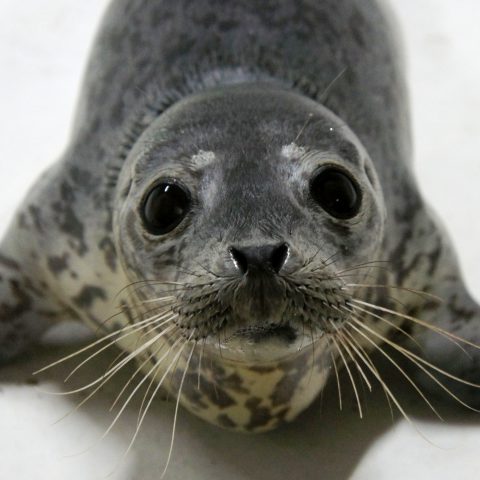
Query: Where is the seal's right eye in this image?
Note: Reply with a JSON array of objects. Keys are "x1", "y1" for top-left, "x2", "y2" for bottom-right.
[
  {"x1": 310, "y1": 167, "x2": 361, "y2": 219},
  {"x1": 141, "y1": 182, "x2": 191, "y2": 235}
]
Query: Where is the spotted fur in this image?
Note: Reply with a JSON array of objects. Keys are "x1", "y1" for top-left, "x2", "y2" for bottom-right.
[{"x1": 1, "y1": 0, "x2": 480, "y2": 438}]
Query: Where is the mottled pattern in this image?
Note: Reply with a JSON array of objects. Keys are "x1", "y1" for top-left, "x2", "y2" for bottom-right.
[{"x1": 1, "y1": 0, "x2": 480, "y2": 433}]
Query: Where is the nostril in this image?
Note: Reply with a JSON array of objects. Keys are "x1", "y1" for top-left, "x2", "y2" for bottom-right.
[
  {"x1": 270, "y1": 243, "x2": 289, "y2": 273},
  {"x1": 230, "y1": 247, "x2": 248, "y2": 274},
  {"x1": 230, "y1": 243, "x2": 290, "y2": 275}
]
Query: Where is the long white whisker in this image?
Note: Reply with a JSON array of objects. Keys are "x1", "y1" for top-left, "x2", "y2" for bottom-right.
[
  {"x1": 350, "y1": 318, "x2": 480, "y2": 412},
  {"x1": 345, "y1": 303, "x2": 427, "y2": 355},
  {"x1": 33, "y1": 310, "x2": 175, "y2": 375},
  {"x1": 162, "y1": 335, "x2": 196, "y2": 478},
  {"x1": 336, "y1": 330, "x2": 372, "y2": 392},
  {"x1": 349, "y1": 301, "x2": 471, "y2": 360},
  {"x1": 341, "y1": 328, "x2": 395, "y2": 421},
  {"x1": 349, "y1": 313, "x2": 480, "y2": 388},
  {"x1": 105, "y1": 336, "x2": 184, "y2": 449},
  {"x1": 63, "y1": 314, "x2": 175, "y2": 382},
  {"x1": 345, "y1": 283, "x2": 443, "y2": 303},
  {"x1": 327, "y1": 340, "x2": 343, "y2": 411},
  {"x1": 117, "y1": 337, "x2": 189, "y2": 468},
  {"x1": 47, "y1": 320, "x2": 177, "y2": 396},
  {"x1": 110, "y1": 341, "x2": 168, "y2": 412},
  {"x1": 351, "y1": 299, "x2": 480, "y2": 351},
  {"x1": 337, "y1": 323, "x2": 429, "y2": 439},
  {"x1": 329, "y1": 333, "x2": 363, "y2": 418},
  {"x1": 343, "y1": 314, "x2": 443, "y2": 420}
]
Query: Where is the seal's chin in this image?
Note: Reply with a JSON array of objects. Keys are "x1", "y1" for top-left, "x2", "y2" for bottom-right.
[{"x1": 205, "y1": 322, "x2": 318, "y2": 364}]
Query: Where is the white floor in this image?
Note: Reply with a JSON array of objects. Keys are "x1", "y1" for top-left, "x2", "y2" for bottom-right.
[{"x1": 0, "y1": 1, "x2": 479, "y2": 479}]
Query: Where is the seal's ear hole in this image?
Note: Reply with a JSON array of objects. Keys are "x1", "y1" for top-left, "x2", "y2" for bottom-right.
[
  {"x1": 141, "y1": 181, "x2": 191, "y2": 234},
  {"x1": 310, "y1": 167, "x2": 361, "y2": 219}
]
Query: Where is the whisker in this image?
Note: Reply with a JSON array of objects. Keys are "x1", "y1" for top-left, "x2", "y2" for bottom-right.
[
  {"x1": 335, "y1": 330, "x2": 372, "y2": 392},
  {"x1": 341, "y1": 328, "x2": 395, "y2": 421},
  {"x1": 34, "y1": 311, "x2": 175, "y2": 375},
  {"x1": 344, "y1": 317, "x2": 443, "y2": 420},
  {"x1": 346, "y1": 283, "x2": 443, "y2": 303},
  {"x1": 63, "y1": 314, "x2": 175, "y2": 382},
  {"x1": 308, "y1": 324, "x2": 316, "y2": 385},
  {"x1": 162, "y1": 335, "x2": 196, "y2": 478},
  {"x1": 350, "y1": 317, "x2": 480, "y2": 412},
  {"x1": 53, "y1": 326, "x2": 179, "y2": 428},
  {"x1": 137, "y1": 355, "x2": 165, "y2": 427},
  {"x1": 106, "y1": 336, "x2": 185, "y2": 447},
  {"x1": 118, "y1": 337, "x2": 190, "y2": 467},
  {"x1": 198, "y1": 337, "x2": 206, "y2": 390},
  {"x1": 335, "y1": 325, "x2": 426, "y2": 438},
  {"x1": 344, "y1": 303, "x2": 426, "y2": 355},
  {"x1": 110, "y1": 340, "x2": 168, "y2": 412},
  {"x1": 329, "y1": 334, "x2": 363, "y2": 418},
  {"x1": 139, "y1": 296, "x2": 178, "y2": 305},
  {"x1": 335, "y1": 260, "x2": 391, "y2": 275},
  {"x1": 327, "y1": 339, "x2": 343, "y2": 411},
  {"x1": 350, "y1": 299, "x2": 477, "y2": 356},
  {"x1": 49, "y1": 320, "x2": 178, "y2": 396}
]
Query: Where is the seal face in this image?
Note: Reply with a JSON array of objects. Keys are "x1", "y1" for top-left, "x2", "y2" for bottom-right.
[
  {"x1": 116, "y1": 85, "x2": 385, "y2": 349},
  {"x1": 2, "y1": 0, "x2": 480, "y2": 436},
  {"x1": 111, "y1": 84, "x2": 386, "y2": 429}
]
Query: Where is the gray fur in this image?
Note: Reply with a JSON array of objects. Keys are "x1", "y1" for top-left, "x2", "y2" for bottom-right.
[{"x1": 1, "y1": 0, "x2": 479, "y2": 428}]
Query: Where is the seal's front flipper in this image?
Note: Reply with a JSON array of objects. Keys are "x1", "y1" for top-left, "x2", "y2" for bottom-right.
[
  {"x1": 411, "y1": 283, "x2": 480, "y2": 408},
  {"x1": 402, "y1": 214, "x2": 480, "y2": 408},
  {"x1": 0, "y1": 238, "x2": 70, "y2": 364}
]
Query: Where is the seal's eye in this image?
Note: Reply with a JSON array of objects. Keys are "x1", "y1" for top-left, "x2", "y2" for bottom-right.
[
  {"x1": 142, "y1": 182, "x2": 191, "y2": 234},
  {"x1": 310, "y1": 167, "x2": 361, "y2": 219}
]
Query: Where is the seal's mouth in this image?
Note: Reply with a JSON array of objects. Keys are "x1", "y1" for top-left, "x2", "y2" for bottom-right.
[
  {"x1": 232, "y1": 324, "x2": 297, "y2": 344},
  {"x1": 202, "y1": 321, "x2": 316, "y2": 364}
]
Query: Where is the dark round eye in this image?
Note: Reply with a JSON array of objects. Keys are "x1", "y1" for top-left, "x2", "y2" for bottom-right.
[
  {"x1": 142, "y1": 182, "x2": 191, "y2": 234},
  {"x1": 310, "y1": 167, "x2": 361, "y2": 219}
]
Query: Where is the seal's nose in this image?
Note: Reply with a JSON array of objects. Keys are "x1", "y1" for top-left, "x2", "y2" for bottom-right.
[{"x1": 230, "y1": 243, "x2": 289, "y2": 274}]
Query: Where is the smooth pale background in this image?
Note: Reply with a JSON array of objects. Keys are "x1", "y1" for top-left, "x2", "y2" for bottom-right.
[{"x1": 0, "y1": 1, "x2": 480, "y2": 479}]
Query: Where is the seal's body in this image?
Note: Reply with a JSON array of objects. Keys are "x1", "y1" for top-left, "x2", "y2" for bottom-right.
[{"x1": 1, "y1": 0, "x2": 479, "y2": 431}]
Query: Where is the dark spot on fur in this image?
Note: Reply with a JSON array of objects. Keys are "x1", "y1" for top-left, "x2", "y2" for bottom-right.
[
  {"x1": 70, "y1": 166, "x2": 95, "y2": 191},
  {"x1": 0, "y1": 254, "x2": 20, "y2": 271},
  {"x1": 0, "y1": 279, "x2": 32, "y2": 323},
  {"x1": 176, "y1": 373, "x2": 209, "y2": 410},
  {"x1": 60, "y1": 181, "x2": 75, "y2": 203},
  {"x1": 270, "y1": 372, "x2": 299, "y2": 407},
  {"x1": 449, "y1": 295, "x2": 476, "y2": 323},
  {"x1": 120, "y1": 301, "x2": 136, "y2": 327},
  {"x1": 217, "y1": 413, "x2": 236, "y2": 428},
  {"x1": 221, "y1": 373, "x2": 249, "y2": 394},
  {"x1": 99, "y1": 237, "x2": 117, "y2": 272},
  {"x1": 28, "y1": 205, "x2": 44, "y2": 233},
  {"x1": 245, "y1": 397, "x2": 272, "y2": 430},
  {"x1": 47, "y1": 254, "x2": 69, "y2": 275},
  {"x1": 51, "y1": 188, "x2": 88, "y2": 256},
  {"x1": 72, "y1": 286, "x2": 107, "y2": 309},
  {"x1": 199, "y1": 378, "x2": 236, "y2": 409}
]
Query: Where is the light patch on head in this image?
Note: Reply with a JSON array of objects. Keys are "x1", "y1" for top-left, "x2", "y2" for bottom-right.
[
  {"x1": 191, "y1": 150, "x2": 216, "y2": 168},
  {"x1": 281, "y1": 143, "x2": 306, "y2": 160}
]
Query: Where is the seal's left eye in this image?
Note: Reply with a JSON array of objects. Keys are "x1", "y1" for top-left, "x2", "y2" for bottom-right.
[
  {"x1": 310, "y1": 167, "x2": 361, "y2": 219},
  {"x1": 142, "y1": 182, "x2": 191, "y2": 234}
]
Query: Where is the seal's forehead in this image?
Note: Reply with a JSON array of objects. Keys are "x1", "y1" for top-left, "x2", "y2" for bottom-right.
[
  {"x1": 153, "y1": 84, "x2": 342, "y2": 135},
  {"x1": 133, "y1": 83, "x2": 365, "y2": 175}
]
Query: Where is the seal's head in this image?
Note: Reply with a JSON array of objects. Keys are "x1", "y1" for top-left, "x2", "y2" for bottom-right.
[{"x1": 113, "y1": 84, "x2": 386, "y2": 431}]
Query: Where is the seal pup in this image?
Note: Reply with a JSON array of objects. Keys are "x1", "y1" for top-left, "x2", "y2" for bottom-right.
[{"x1": 1, "y1": 0, "x2": 479, "y2": 441}]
